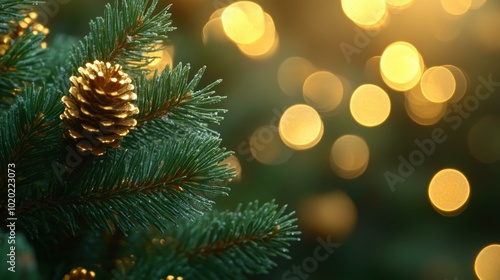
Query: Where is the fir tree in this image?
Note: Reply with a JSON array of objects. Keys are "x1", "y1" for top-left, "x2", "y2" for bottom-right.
[{"x1": 0, "y1": 0, "x2": 300, "y2": 279}]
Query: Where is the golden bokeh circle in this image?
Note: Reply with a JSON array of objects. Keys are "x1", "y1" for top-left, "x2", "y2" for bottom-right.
[
  {"x1": 475, "y1": 244, "x2": 500, "y2": 280},
  {"x1": 279, "y1": 104, "x2": 324, "y2": 150},
  {"x1": 341, "y1": 0, "x2": 387, "y2": 27},
  {"x1": 428, "y1": 168, "x2": 470, "y2": 216},
  {"x1": 350, "y1": 84, "x2": 391, "y2": 127},
  {"x1": 330, "y1": 135, "x2": 370, "y2": 179},
  {"x1": 303, "y1": 71, "x2": 344, "y2": 113},
  {"x1": 278, "y1": 57, "x2": 316, "y2": 96},
  {"x1": 380, "y1": 41, "x2": 424, "y2": 91},
  {"x1": 221, "y1": 1, "x2": 266, "y2": 45},
  {"x1": 440, "y1": 0, "x2": 472, "y2": 16},
  {"x1": 420, "y1": 66, "x2": 456, "y2": 103}
]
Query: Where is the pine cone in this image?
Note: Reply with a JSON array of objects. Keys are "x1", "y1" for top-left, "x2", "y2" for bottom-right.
[
  {"x1": 62, "y1": 267, "x2": 96, "y2": 280},
  {"x1": 60, "y1": 60, "x2": 139, "y2": 156}
]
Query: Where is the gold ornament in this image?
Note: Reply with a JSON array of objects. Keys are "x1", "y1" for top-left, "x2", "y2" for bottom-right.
[
  {"x1": 60, "y1": 60, "x2": 139, "y2": 156},
  {"x1": 62, "y1": 267, "x2": 96, "y2": 280},
  {"x1": 164, "y1": 276, "x2": 184, "y2": 280},
  {"x1": 0, "y1": 12, "x2": 49, "y2": 56}
]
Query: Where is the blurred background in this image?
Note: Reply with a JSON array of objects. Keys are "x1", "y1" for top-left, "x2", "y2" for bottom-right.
[{"x1": 40, "y1": 0, "x2": 500, "y2": 279}]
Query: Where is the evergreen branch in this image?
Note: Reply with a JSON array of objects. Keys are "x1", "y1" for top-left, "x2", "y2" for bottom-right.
[
  {"x1": 0, "y1": 32, "x2": 46, "y2": 110},
  {"x1": 0, "y1": 0, "x2": 43, "y2": 35},
  {"x1": 124, "y1": 201, "x2": 300, "y2": 279},
  {"x1": 0, "y1": 85, "x2": 64, "y2": 215},
  {"x1": 69, "y1": 0, "x2": 174, "y2": 77},
  {"x1": 16, "y1": 136, "x2": 234, "y2": 237},
  {"x1": 122, "y1": 64, "x2": 225, "y2": 148}
]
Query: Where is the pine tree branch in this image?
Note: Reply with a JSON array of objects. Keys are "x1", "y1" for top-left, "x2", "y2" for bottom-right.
[
  {"x1": 0, "y1": 85, "x2": 64, "y2": 220},
  {"x1": 16, "y1": 136, "x2": 234, "y2": 237},
  {"x1": 69, "y1": 0, "x2": 174, "y2": 78},
  {"x1": 123, "y1": 201, "x2": 300, "y2": 279},
  {"x1": 0, "y1": 0, "x2": 44, "y2": 35}
]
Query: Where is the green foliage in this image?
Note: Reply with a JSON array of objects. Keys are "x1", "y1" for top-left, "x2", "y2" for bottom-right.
[
  {"x1": 121, "y1": 201, "x2": 300, "y2": 280},
  {"x1": 0, "y1": 0, "x2": 43, "y2": 35},
  {"x1": 0, "y1": 0, "x2": 300, "y2": 278}
]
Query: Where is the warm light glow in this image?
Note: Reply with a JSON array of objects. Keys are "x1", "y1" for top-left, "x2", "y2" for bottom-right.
[
  {"x1": 475, "y1": 10, "x2": 500, "y2": 51},
  {"x1": 279, "y1": 104, "x2": 324, "y2": 150},
  {"x1": 405, "y1": 85, "x2": 447, "y2": 126},
  {"x1": 330, "y1": 135, "x2": 370, "y2": 179},
  {"x1": 475, "y1": 244, "x2": 500, "y2": 280},
  {"x1": 298, "y1": 190, "x2": 357, "y2": 240},
  {"x1": 428, "y1": 169, "x2": 470, "y2": 216},
  {"x1": 380, "y1": 42, "x2": 424, "y2": 91},
  {"x1": 303, "y1": 71, "x2": 344, "y2": 113},
  {"x1": 341, "y1": 0, "x2": 387, "y2": 27},
  {"x1": 278, "y1": 57, "x2": 316, "y2": 96},
  {"x1": 202, "y1": 17, "x2": 228, "y2": 44},
  {"x1": 237, "y1": 13, "x2": 278, "y2": 59},
  {"x1": 420, "y1": 66, "x2": 456, "y2": 103},
  {"x1": 221, "y1": 1, "x2": 266, "y2": 45},
  {"x1": 468, "y1": 116, "x2": 500, "y2": 163},
  {"x1": 385, "y1": 0, "x2": 413, "y2": 8},
  {"x1": 443, "y1": 65, "x2": 467, "y2": 103},
  {"x1": 471, "y1": 0, "x2": 487, "y2": 9},
  {"x1": 440, "y1": 0, "x2": 472, "y2": 16},
  {"x1": 221, "y1": 155, "x2": 242, "y2": 182},
  {"x1": 432, "y1": 18, "x2": 464, "y2": 42},
  {"x1": 350, "y1": 84, "x2": 391, "y2": 127},
  {"x1": 250, "y1": 125, "x2": 293, "y2": 165},
  {"x1": 146, "y1": 45, "x2": 174, "y2": 79}
]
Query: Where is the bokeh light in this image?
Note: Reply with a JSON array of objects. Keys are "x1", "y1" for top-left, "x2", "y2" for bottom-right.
[
  {"x1": 330, "y1": 135, "x2": 370, "y2": 179},
  {"x1": 341, "y1": 0, "x2": 387, "y2": 27},
  {"x1": 350, "y1": 84, "x2": 391, "y2": 127},
  {"x1": 250, "y1": 125, "x2": 293, "y2": 165},
  {"x1": 298, "y1": 190, "x2": 357, "y2": 241},
  {"x1": 405, "y1": 84, "x2": 447, "y2": 126},
  {"x1": 443, "y1": 65, "x2": 468, "y2": 103},
  {"x1": 385, "y1": 0, "x2": 413, "y2": 9},
  {"x1": 420, "y1": 66, "x2": 456, "y2": 103},
  {"x1": 468, "y1": 115, "x2": 500, "y2": 163},
  {"x1": 302, "y1": 71, "x2": 344, "y2": 114},
  {"x1": 364, "y1": 56, "x2": 383, "y2": 84},
  {"x1": 471, "y1": 0, "x2": 487, "y2": 9},
  {"x1": 474, "y1": 9, "x2": 500, "y2": 51},
  {"x1": 440, "y1": 0, "x2": 472, "y2": 16},
  {"x1": 221, "y1": 154, "x2": 242, "y2": 182},
  {"x1": 279, "y1": 104, "x2": 324, "y2": 150},
  {"x1": 237, "y1": 12, "x2": 278, "y2": 59},
  {"x1": 278, "y1": 57, "x2": 316, "y2": 96},
  {"x1": 475, "y1": 244, "x2": 500, "y2": 280},
  {"x1": 221, "y1": 1, "x2": 265, "y2": 45},
  {"x1": 145, "y1": 45, "x2": 174, "y2": 79},
  {"x1": 428, "y1": 169, "x2": 470, "y2": 217},
  {"x1": 202, "y1": 16, "x2": 228, "y2": 45},
  {"x1": 380, "y1": 41, "x2": 424, "y2": 91}
]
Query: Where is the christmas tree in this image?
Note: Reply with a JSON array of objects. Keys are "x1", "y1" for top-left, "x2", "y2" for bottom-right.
[{"x1": 0, "y1": 0, "x2": 299, "y2": 279}]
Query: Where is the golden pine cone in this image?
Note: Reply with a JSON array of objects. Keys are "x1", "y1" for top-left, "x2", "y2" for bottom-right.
[
  {"x1": 62, "y1": 267, "x2": 96, "y2": 280},
  {"x1": 0, "y1": 12, "x2": 49, "y2": 56},
  {"x1": 60, "y1": 60, "x2": 139, "y2": 156}
]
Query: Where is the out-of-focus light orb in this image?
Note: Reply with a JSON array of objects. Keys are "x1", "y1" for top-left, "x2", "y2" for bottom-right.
[
  {"x1": 221, "y1": 155, "x2": 242, "y2": 182},
  {"x1": 443, "y1": 65, "x2": 467, "y2": 103},
  {"x1": 341, "y1": 0, "x2": 387, "y2": 27},
  {"x1": 475, "y1": 244, "x2": 500, "y2": 280},
  {"x1": 440, "y1": 0, "x2": 472, "y2": 16},
  {"x1": 303, "y1": 71, "x2": 344, "y2": 113},
  {"x1": 330, "y1": 135, "x2": 370, "y2": 179},
  {"x1": 432, "y1": 18, "x2": 464, "y2": 42},
  {"x1": 250, "y1": 125, "x2": 293, "y2": 165},
  {"x1": 146, "y1": 45, "x2": 174, "y2": 79},
  {"x1": 428, "y1": 168, "x2": 470, "y2": 217},
  {"x1": 350, "y1": 84, "x2": 391, "y2": 127},
  {"x1": 298, "y1": 190, "x2": 357, "y2": 241},
  {"x1": 405, "y1": 85, "x2": 447, "y2": 126},
  {"x1": 380, "y1": 41, "x2": 424, "y2": 91},
  {"x1": 202, "y1": 17, "x2": 228, "y2": 44},
  {"x1": 471, "y1": 0, "x2": 487, "y2": 9},
  {"x1": 385, "y1": 0, "x2": 413, "y2": 9},
  {"x1": 468, "y1": 116, "x2": 500, "y2": 163},
  {"x1": 278, "y1": 57, "x2": 316, "y2": 97},
  {"x1": 420, "y1": 66, "x2": 456, "y2": 103},
  {"x1": 237, "y1": 13, "x2": 278, "y2": 59},
  {"x1": 279, "y1": 104, "x2": 324, "y2": 150},
  {"x1": 221, "y1": 1, "x2": 265, "y2": 45},
  {"x1": 475, "y1": 10, "x2": 500, "y2": 51}
]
